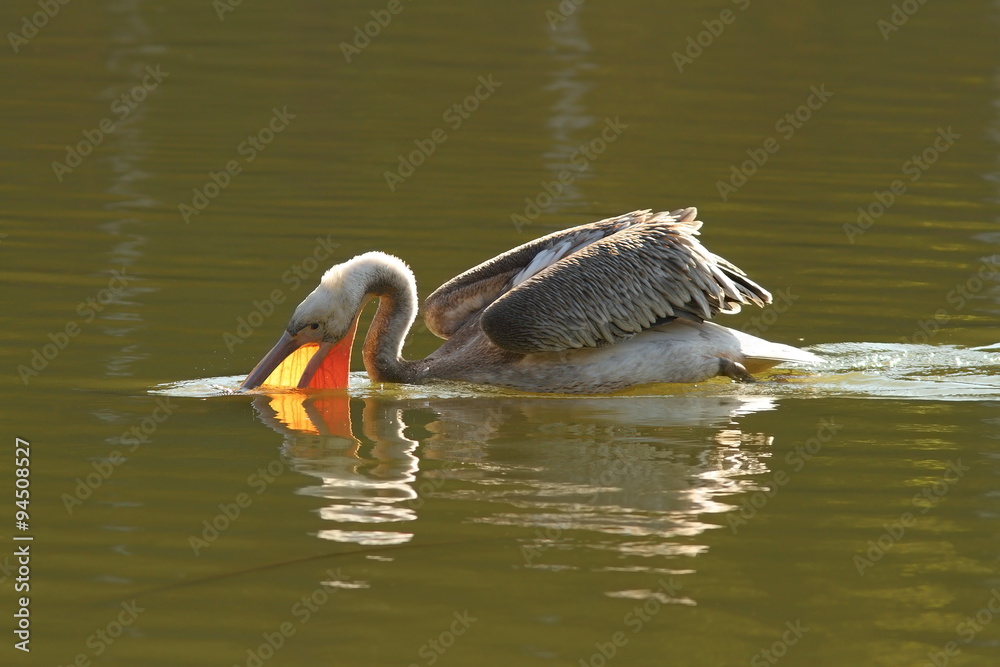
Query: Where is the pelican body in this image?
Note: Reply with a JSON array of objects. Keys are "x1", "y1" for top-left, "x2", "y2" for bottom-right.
[{"x1": 240, "y1": 209, "x2": 819, "y2": 394}]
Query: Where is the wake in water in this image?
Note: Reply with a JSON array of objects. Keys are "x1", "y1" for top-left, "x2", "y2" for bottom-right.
[
  {"x1": 153, "y1": 343, "x2": 1000, "y2": 402},
  {"x1": 761, "y1": 342, "x2": 1000, "y2": 401}
]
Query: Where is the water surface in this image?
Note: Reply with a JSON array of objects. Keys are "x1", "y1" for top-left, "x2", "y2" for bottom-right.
[{"x1": 3, "y1": 0, "x2": 1000, "y2": 665}]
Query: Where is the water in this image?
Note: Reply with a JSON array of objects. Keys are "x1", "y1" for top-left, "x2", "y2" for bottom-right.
[{"x1": 3, "y1": 0, "x2": 1000, "y2": 665}]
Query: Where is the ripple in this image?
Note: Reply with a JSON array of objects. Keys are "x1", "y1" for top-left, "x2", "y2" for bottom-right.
[{"x1": 791, "y1": 342, "x2": 1000, "y2": 401}]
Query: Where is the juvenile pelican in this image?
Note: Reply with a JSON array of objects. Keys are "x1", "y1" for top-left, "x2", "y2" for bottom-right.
[{"x1": 240, "y1": 208, "x2": 819, "y2": 394}]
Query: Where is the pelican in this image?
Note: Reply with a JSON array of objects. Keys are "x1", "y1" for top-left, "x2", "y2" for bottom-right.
[{"x1": 240, "y1": 208, "x2": 819, "y2": 394}]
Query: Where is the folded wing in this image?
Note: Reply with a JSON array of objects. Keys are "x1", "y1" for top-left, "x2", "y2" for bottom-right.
[{"x1": 424, "y1": 209, "x2": 772, "y2": 354}]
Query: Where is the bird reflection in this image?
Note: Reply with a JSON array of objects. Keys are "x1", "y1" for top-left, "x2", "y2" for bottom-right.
[{"x1": 249, "y1": 391, "x2": 779, "y2": 560}]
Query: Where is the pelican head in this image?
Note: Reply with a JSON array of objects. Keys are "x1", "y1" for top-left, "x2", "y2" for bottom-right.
[
  {"x1": 239, "y1": 251, "x2": 416, "y2": 391},
  {"x1": 239, "y1": 257, "x2": 375, "y2": 391}
]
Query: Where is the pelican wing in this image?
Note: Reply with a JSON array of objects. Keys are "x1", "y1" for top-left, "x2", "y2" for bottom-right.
[
  {"x1": 423, "y1": 213, "x2": 636, "y2": 339},
  {"x1": 424, "y1": 209, "x2": 771, "y2": 354},
  {"x1": 479, "y1": 210, "x2": 772, "y2": 354}
]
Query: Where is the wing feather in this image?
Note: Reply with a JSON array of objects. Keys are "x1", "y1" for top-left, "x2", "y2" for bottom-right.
[
  {"x1": 477, "y1": 210, "x2": 772, "y2": 353},
  {"x1": 422, "y1": 214, "x2": 637, "y2": 339}
]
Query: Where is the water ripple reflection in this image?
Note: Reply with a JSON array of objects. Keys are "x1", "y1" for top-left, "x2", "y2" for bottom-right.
[{"x1": 247, "y1": 393, "x2": 779, "y2": 563}]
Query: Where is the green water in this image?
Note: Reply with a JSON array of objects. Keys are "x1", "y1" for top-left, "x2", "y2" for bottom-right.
[{"x1": 3, "y1": 0, "x2": 1000, "y2": 665}]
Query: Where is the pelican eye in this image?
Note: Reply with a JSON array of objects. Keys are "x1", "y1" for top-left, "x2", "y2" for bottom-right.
[{"x1": 309, "y1": 323, "x2": 320, "y2": 330}]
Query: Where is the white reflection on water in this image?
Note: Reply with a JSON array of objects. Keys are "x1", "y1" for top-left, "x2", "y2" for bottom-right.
[
  {"x1": 96, "y1": 0, "x2": 163, "y2": 378},
  {"x1": 272, "y1": 402, "x2": 421, "y2": 548},
  {"x1": 313, "y1": 529, "x2": 413, "y2": 547},
  {"x1": 427, "y1": 397, "x2": 779, "y2": 564},
  {"x1": 540, "y1": 9, "x2": 596, "y2": 214},
  {"x1": 239, "y1": 392, "x2": 781, "y2": 559},
  {"x1": 606, "y1": 588, "x2": 696, "y2": 606}
]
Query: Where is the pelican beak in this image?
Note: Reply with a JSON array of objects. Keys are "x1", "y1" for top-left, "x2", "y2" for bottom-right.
[{"x1": 239, "y1": 323, "x2": 357, "y2": 391}]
